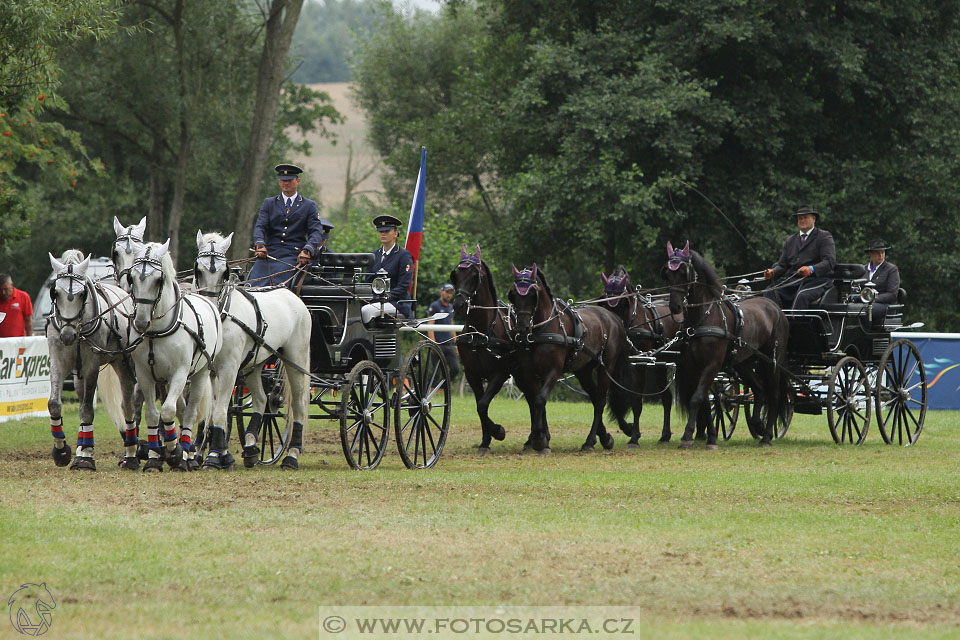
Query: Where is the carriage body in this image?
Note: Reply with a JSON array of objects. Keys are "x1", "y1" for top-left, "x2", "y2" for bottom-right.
[{"x1": 228, "y1": 251, "x2": 452, "y2": 470}]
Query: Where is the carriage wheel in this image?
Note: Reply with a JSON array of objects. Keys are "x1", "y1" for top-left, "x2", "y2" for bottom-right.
[
  {"x1": 710, "y1": 377, "x2": 740, "y2": 441},
  {"x1": 339, "y1": 360, "x2": 390, "y2": 470},
  {"x1": 226, "y1": 363, "x2": 291, "y2": 465},
  {"x1": 745, "y1": 388, "x2": 793, "y2": 439},
  {"x1": 827, "y1": 356, "x2": 872, "y2": 445},
  {"x1": 395, "y1": 340, "x2": 451, "y2": 469},
  {"x1": 875, "y1": 339, "x2": 927, "y2": 446}
]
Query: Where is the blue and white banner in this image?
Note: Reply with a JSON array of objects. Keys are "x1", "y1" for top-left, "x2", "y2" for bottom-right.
[{"x1": 893, "y1": 332, "x2": 960, "y2": 410}]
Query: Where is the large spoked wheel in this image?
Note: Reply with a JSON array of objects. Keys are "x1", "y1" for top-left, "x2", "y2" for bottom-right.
[
  {"x1": 827, "y1": 356, "x2": 872, "y2": 445},
  {"x1": 395, "y1": 340, "x2": 451, "y2": 469},
  {"x1": 746, "y1": 387, "x2": 793, "y2": 440},
  {"x1": 340, "y1": 360, "x2": 390, "y2": 470},
  {"x1": 875, "y1": 339, "x2": 927, "y2": 446},
  {"x1": 227, "y1": 362, "x2": 291, "y2": 465},
  {"x1": 710, "y1": 376, "x2": 740, "y2": 441}
]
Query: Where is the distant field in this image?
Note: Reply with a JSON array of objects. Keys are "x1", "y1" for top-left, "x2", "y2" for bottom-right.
[
  {"x1": 0, "y1": 398, "x2": 958, "y2": 639},
  {"x1": 289, "y1": 82, "x2": 384, "y2": 216}
]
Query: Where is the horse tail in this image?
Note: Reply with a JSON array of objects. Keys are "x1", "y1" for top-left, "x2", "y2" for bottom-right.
[
  {"x1": 673, "y1": 362, "x2": 693, "y2": 418},
  {"x1": 97, "y1": 364, "x2": 126, "y2": 434}
]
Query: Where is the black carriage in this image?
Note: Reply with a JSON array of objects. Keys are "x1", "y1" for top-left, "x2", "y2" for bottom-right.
[
  {"x1": 708, "y1": 263, "x2": 927, "y2": 446},
  {"x1": 228, "y1": 252, "x2": 452, "y2": 469}
]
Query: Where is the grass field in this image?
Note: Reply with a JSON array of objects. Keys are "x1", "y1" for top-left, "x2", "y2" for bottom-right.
[{"x1": 0, "y1": 396, "x2": 957, "y2": 639}]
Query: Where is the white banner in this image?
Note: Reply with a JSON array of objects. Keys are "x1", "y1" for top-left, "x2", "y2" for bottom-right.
[{"x1": 0, "y1": 336, "x2": 50, "y2": 422}]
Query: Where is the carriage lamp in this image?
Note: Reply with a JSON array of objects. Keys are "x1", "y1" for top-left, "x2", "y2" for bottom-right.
[
  {"x1": 859, "y1": 282, "x2": 878, "y2": 303},
  {"x1": 372, "y1": 269, "x2": 390, "y2": 297}
]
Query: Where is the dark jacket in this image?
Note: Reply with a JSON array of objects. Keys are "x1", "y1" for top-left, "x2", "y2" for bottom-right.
[
  {"x1": 369, "y1": 244, "x2": 414, "y2": 316},
  {"x1": 866, "y1": 260, "x2": 900, "y2": 304},
  {"x1": 771, "y1": 227, "x2": 837, "y2": 279},
  {"x1": 252, "y1": 193, "x2": 325, "y2": 258}
]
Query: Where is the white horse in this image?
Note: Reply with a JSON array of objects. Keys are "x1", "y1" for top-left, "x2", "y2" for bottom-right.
[
  {"x1": 127, "y1": 240, "x2": 222, "y2": 471},
  {"x1": 112, "y1": 216, "x2": 146, "y2": 291},
  {"x1": 194, "y1": 231, "x2": 312, "y2": 470},
  {"x1": 45, "y1": 251, "x2": 139, "y2": 470}
]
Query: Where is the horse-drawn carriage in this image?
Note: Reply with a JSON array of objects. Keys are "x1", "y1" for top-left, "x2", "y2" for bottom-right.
[
  {"x1": 223, "y1": 251, "x2": 453, "y2": 470},
  {"x1": 705, "y1": 263, "x2": 927, "y2": 446}
]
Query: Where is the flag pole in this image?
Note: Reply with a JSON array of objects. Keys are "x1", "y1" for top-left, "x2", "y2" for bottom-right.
[
  {"x1": 405, "y1": 146, "x2": 426, "y2": 306},
  {"x1": 411, "y1": 259, "x2": 419, "y2": 300}
]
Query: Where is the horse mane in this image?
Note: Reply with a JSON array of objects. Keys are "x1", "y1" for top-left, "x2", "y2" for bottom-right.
[
  {"x1": 481, "y1": 260, "x2": 498, "y2": 300},
  {"x1": 690, "y1": 251, "x2": 723, "y2": 297},
  {"x1": 141, "y1": 241, "x2": 176, "y2": 275},
  {"x1": 200, "y1": 231, "x2": 226, "y2": 245},
  {"x1": 536, "y1": 267, "x2": 554, "y2": 299},
  {"x1": 59, "y1": 249, "x2": 85, "y2": 265}
]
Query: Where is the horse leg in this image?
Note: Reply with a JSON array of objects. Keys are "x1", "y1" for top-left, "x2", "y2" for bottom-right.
[
  {"x1": 68, "y1": 360, "x2": 99, "y2": 471},
  {"x1": 737, "y1": 365, "x2": 770, "y2": 445},
  {"x1": 280, "y1": 358, "x2": 310, "y2": 471},
  {"x1": 159, "y1": 372, "x2": 188, "y2": 470},
  {"x1": 242, "y1": 369, "x2": 268, "y2": 464},
  {"x1": 594, "y1": 364, "x2": 616, "y2": 450},
  {"x1": 47, "y1": 343, "x2": 74, "y2": 467},
  {"x1": 679, "y1": 365, "x2": 720, "y2": 448},
  {"x1": 478, "y1": 369, "x2": 509, "y2": 444},
  {"x1": 659, "y1": 368, "x2": 673, "y2": 443},
  {"x1": 463, "y1": 366, "x2": 494, "y2": 452},
  {"x1": 114, "y1": 359, "x2": 141, "y2": 470}
]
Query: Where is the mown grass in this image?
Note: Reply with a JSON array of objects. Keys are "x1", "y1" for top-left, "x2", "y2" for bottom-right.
[{"x1": 0, "y1": 396, "x2": 957, "y2": 639}]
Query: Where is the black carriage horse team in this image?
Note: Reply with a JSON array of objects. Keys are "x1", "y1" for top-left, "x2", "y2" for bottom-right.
[{"x1": 47, "y1": 162, "x2": 904, "y2": 469}]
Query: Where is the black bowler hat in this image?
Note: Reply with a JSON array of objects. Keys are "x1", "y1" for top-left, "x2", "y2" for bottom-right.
[
  {"x1": 864, "y1": 239, "x2": 892, "y2": 253},
  {"x1": 275, "y1": 163, "x2": 303, "y2": 180},
  {"x1": 794, "y1": 204, "x2": 820, "y2": 220},
  {"x1": 373, "y1": 214, "x2": 403, "y2": 231}
]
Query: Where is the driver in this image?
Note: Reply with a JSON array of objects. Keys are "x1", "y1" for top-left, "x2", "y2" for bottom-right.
[
  {"x1": 360, "y1": 214, "x2": 414, "y2": 324},
  {"x1": 763, "y1": 204, "x2": 836, "y2": 309}
]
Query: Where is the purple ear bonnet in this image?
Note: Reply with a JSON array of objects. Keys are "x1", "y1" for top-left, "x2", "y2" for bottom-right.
[
  {"x1": 458, "y1": 243, "x2": 482, "y2": 268},
  {"x1": 666, "y1": 240, "x2": 691, "y2": 271},
  {"x1": 603, "y1": 276, "x2": 625, "y2": 306},
  {"x1": 513, "y1": 267, "x2": 537, "y2": 295}
]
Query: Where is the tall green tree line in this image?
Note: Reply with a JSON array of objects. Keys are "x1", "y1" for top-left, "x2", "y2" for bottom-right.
[{"x1": 354, "y1": 0, "x2": 960, "y2": 329}]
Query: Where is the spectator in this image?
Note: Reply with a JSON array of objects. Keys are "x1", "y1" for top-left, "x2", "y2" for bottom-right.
[
  {"x1": 0, "y1": 273, "x2": 34, "y2": 337},
  {"x1": 427, "y1": 283, "x2": 460, "y2": 378}
]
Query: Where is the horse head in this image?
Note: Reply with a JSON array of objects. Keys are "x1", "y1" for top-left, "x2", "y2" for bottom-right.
[
  {"x1": 48, "y1": 251, "x2": 91, "y2": 346},
  {"x1": 450, "y1": 243, "x2": 483, "y2": 313},
  {"x1": 508, "y1": 263, "x2": 542, "y2": 339},
  {"x1": 601, "y1": 266, "x2": 632, "y2": 312},
  {"x1": 194, "y1": 230, "x2": 232, "y2": 297},
  {"x1": 113, "y1": 216, "x2": 146, "y2": 292},
  {"x1": 661, "y1": 240, "x2": 694, "y2": 317},
  {"x1": 130, "y1": 240, "x2": 173, "y2": 333}
]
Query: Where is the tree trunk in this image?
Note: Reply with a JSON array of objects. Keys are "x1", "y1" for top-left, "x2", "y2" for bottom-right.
[{"x1": 229, "y1": 0, "x2": 304, "y2": 260}]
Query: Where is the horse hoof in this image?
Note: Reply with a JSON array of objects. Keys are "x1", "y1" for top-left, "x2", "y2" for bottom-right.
[
  {"x1": 657, "y1": 438, "x2": 671, "y2": 444},
  {"x1": 165, "y1": 443, "x2": 184, "y2": 469},
  {"x1": 52, "y1": 445, "x2": 71, "y2": 467},
  {"x1": 118, "y1": 456, "x2": 140, "y2": 471},
  {"x1": 678, "y1": 440, "x2": 695, "y2": 449},
  {"x1": 142, "y1": 458, "x2": 163, "y2": 473},
  {"x1": 170, "y1": 465, "x2": 187, "y2": 472},
  {"x1": 758, "y1": 440, "x2": 772, "y2": 447},
  {"x1": 242, "y1": 445, "x2": 260, "y2": 468},
  {"x1": 136, "y1": 440, "x2": 150, "y2": 460},
  {"x1": 492, "y1": 425, "x2": 506, "y2": 441},
  {"x1": 220, "y1": 452, "x2": 236, "y2": 471},
  {"x1": 70, "y1": 457, "x2": 96, "y2": 471},
  {"x1": 186, "y1": 458, "x2": 200, "y2": 472},
  {"x1": 705, "y1": 444, "x2": 719, "y2": 451},
  {"x1": 280, "y1": 455, "x2": 300, "y2": 471},
  {"x1": 522, "y1": 442, "x2": 534, "y2": 452},
  {"x1": 477, "y1": 447, "x2": 490, "y2": 457},
  {"x1": 601, "y1": 434, "x2": 615, "y2": 450},
  {"x1": 537, "y1": 448, "x2": 551, "y2": 456},
  {"x1": 580, "y1": 444, "x2": 595, "y2": 453},
  {"x1": 694, "y1": 433, "x2": 707, "y2": 441},
  {"x1": 627, "y1": 442, "x2": 640, "y2": 449}
]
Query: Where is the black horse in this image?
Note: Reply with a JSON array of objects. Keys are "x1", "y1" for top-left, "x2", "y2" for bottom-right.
[
  {"x1": 661, "y1": 241, "x2": 789, "y2": 448},
  {"x1": 450, "y1": 245, "x2": 516, "y2": 454},
  {"x1": 509, "y1": 264, "x2": 630, "y2": 453},
  {"x1": 601, "y1": 266, "x2": 685, "y2": 444}
]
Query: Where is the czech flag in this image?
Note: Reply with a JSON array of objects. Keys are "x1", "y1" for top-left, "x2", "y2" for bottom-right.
[{"x1": 404, "y1": 146, "x2": 426, "y2": 292}]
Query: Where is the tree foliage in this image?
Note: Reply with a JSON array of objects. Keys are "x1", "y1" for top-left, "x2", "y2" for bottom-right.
[
  {"x1": 290, "y1": 0, "x2": 382, "y2": 83},
  {"x1": 353, "y1": 0, "x2": 960, "y2": 328}
]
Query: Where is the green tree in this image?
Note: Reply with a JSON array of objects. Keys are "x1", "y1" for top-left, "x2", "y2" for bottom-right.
[{"x1": 290, "y1": 0, "x2": 381, "y2": 83}]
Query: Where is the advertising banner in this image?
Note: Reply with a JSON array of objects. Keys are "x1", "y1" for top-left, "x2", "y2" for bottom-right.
[
  {"x1": 893, "y1": 332, "x2": 960, "y2": 410},
  {"x1": 0, "y1": 336, "x2": 51, "y2": 422}
]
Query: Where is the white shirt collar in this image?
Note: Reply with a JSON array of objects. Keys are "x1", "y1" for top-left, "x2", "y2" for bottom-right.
[
  {"x1": 281, "y1": 192, "x2": 298, "y2": 203},
  {"x1": 868, "y1": 260, "x2": 884, "y2": 272},
  {"x1": 800, "y1": 226, "x2": 815, "y2": 237},
  {"x1": 382, "y1": 243, "x2": 398, "y2": 256}
]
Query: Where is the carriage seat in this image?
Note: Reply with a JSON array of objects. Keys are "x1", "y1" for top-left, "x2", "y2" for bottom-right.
[
  {"x1": 311, "y1": 252, "x2": 377, "y2": 285},
  {"x1": 809, "y1": 263, "x2": 866, "y2": 307}
]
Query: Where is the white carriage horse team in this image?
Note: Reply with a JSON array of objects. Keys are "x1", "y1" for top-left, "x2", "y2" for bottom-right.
[{"x1": 46, "y1": 216, "x2": 310, "y2": 472}]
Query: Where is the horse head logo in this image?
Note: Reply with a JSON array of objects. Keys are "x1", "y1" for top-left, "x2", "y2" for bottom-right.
[{"x1": 8, "y1": 582, "x2": 56, "y2": 636}]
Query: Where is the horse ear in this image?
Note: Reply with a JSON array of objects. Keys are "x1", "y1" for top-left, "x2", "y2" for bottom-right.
[
  {"x1": 512, "y1": 264, "x2": 520, "y2": 279},
  {"x1": 49, "y1": 253, "x2": 66, "y2": 273},
  {"x1": 135, "y1": 216, "x2": 147, "y2": 238},
  {"x1": 681, "y1": 240, "x2": 690, "y2": 257},
  {"x1": 219, "y1": 232, "x2": 233, "y2": 253},
  {"x1": 531, "y1": 263, "x2": 538, "y2": 281},
  {"x1": 156, "y1": 239, "x2": 171, "y2": 258},
  {"x1": 76, "y1": 255, "x2": 91, "y2": 276},
  {"x1": 474, "y1": 244, "x2": 481, "y2": 260},
  {"x1": 601, "y1": 272, "x2": 609, "y2": 286},
  {"x1": 196, "y1": 230, "x2": 204, "y2": 248},
  {"x1": 666, "y1": 240, "x2": 674, "y2": 256},
  {"x1": 113, "y1": 216, "x2": 125, "y2": 236},
  {"x1": 461, "y1": 244, "x2": 468, "y2": 260}
]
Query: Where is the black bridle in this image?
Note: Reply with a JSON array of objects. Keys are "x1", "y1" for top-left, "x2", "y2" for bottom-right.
[
  {"x1": 453, "y1": 259, "x2": 483, "y2": 310},
  {"x1": 113, "y1": 229, "x2": 144, "y2": 285},
  {"x1": 50, "y1": 266, "x2": 91, "y2": 329},
  {"x1": 510, "y1": 273, "x2": 541, "y2": 341},
  {"x1": 195, "y1": 241, "x2": 227, "y2": 298}
]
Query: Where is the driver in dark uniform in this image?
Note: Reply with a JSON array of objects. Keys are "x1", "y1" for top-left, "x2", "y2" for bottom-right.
[
  {"x1": 763, "y1": 204, "x2": 836, "y2": 309},
  {"x1": 247, "y1": 164, "x2": 332, "y2": 286},
  {"x1": 863, "y1": 239, "x2": 900, "y2": 329},
  {"x1": 361, "y1": 214, "x2": 414, "y2": 323}
]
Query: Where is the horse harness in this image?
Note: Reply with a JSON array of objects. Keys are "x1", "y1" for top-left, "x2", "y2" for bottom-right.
[
  {"x1": 625, "y1": 295, "x2": 667, "y2": 346},
  {"x1": 682, "y1": 297, "x2": 747, "y2": 365},
  {"x1": 457, "y1": 303, "x2": 515, "y2": 357},
  {"x1": 521, "y1": 298, "x2": 607, "y2": 369}
]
